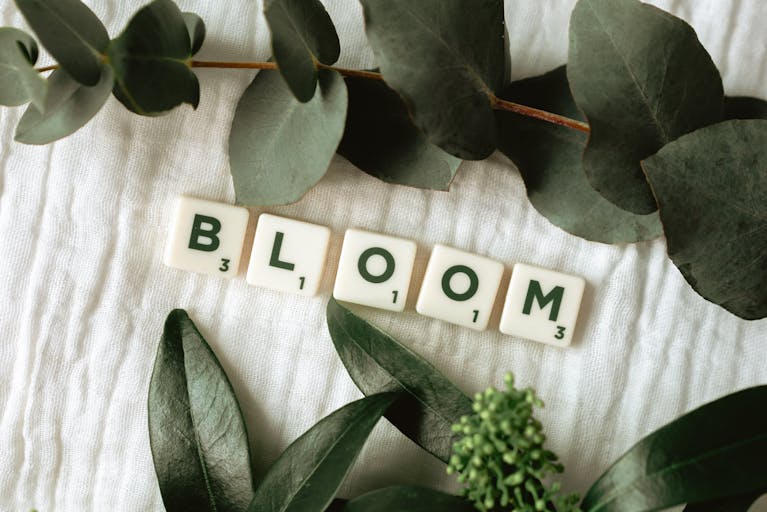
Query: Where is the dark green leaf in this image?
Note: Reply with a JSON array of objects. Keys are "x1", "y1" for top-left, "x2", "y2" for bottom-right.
[
  {"x1": 265, "y1": 0, "x2": 340, "y2": 102},
  {"x1": 0, "y1": 27, "x2": 46, "y2": 109},
  {"x1": 149, "y1": 309, "x2": 254, "y2": 512},
  {"x1": 15, "y1": 0, "x2": 109, "y2": 86},
  {"x1": 582, "y1": 386, "x2": 767, "y2": 512},
  {"x1": 342, "y1": 486, "x2": 474, "y2": 512},
  {"x1": 247, "y1": 393, "x2": 398, "y2": 512},
  {"x1": 724, "y1": 96, "x2": 767, "y2": 120},
  {"x1": 182, "y1": 12, "x2": 206, "y2": 56},
  {"x1": 229, "y1": 68, "x2": 347, "y2": 205},
  {"x1": 108, "y1": 0, "x2": 199, "y2": 115},
  {"x1": 359, "y1": 0, "x2": 505, "y2": 159},
  {"x1": 684, "y1": 489, "x2": 766, "y2": 512},
  {"x1": 641, "y1": 120, "x2": 767, "y2": 320},
  {"x1": 338, "y1": 76, "x2": 462, "y2": 190},
  {"x1": 326, "y1": 298, "x2": 473, "y2": 463},
  {"x1": 496, "y1": 66, "x2": 661, "y2": 244},
  {"x1": 568, "y1": 0, "x2": 723, "y2": 214},
  {"x1": 15, "y1": 66, "x2": 113, "y2": 144}
]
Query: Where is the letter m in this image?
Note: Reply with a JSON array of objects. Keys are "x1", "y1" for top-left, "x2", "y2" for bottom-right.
[{"x1": 522, "y1": 280, "x2": 564, "y2": 321}]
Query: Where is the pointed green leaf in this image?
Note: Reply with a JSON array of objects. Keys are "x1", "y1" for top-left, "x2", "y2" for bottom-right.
[
  {"x1": 683, "y1": 490, "x2": 766, "y2": 512},
  {"x1": 229, "y1": 68, "x2": 347, "y2": 205},
  {"x1": 182, "y1": 12, "x2": 206, "y2": 56},
  {"x1": 0, "y1": 27, "x2": 46, "y2": 110},
  {"x1": 108, "y1": 0, "x2": 199, "y2": 116},
  {"x1": 568, "y1": 0, "x2": 723, "y2": 214},
  {"x1": 265, "y1": 0, "x2": 340, "y2": 103},
  {"x1": 496, "y1": 66, "x2": 661, "y2": 244},
  {"x1": 582, "y1": 386, "x2": 767, "y2": 512},
  {"x1": 247, "y1": 393, "x2": 399, "y2": 512},
  {"x1": 326, "y1": 299, "x2": 473, "y2": 463},
  {"x1": 342, "y1": 486, "x2": 474, "y2": 512},
  {"x1": 641, "y1": 120, "x2": 767, "y2": 320},
  {"x1": 724, "y1": 96, "x2": 767, "y2": 121},
  {"x1": 359, "y1": 0, "x2": 505, "y2": 160},
  {"x1": 15, "y1": 0, "x2": 109, "y2": 86},
  {"x1": 15, "y1": 66, "x2": 113, "y2": 144},
  {"x1": 149, "y1": 309, "x2": 254, "y2": 512},
  {"x1": 338, "y1": 75, "x2": 462, "y2": 190}
]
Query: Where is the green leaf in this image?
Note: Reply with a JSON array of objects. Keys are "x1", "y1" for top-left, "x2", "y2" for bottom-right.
[
  {"x1": 229, "y1": 68, "x2": 347, "y2": 205},
  {"x1": 149, "y1": 309, "x2": 254, "y2": 512},
  {"x1": 108, "y1": 0, "x2": 199, "y2": 115},
  {"x1": 15, "y1": 0, "x2": 109, "y2": 86},
  {"x1": 641, "y1": 120, "x2": 767, "y2": 320},
  {"x1": 496, "y1": 66, "x2": 661, "y2": 244},
  {"x1": 265, "y1": 0, "x2": 340, "y2": 103},
  {"x1": 724, "y1": 96, "x2": 767, "y2": 121},
  {"x1": 684, "y1": 490, "x2": 766, "y2": 512},
  {"x1": 0, "y1": 27, "x2": 46, "y2": 110},
  {"x1": 359, "y1": 0, "x2": 505, "y2": 160},
  {"x1": 568, "y1": 0, "x2": 723, "y2": 214},
  {"x1": 247, "y1": 393, "x2": 398, "y2": 512},
  {"x1": 341, "y1": 486, "x2": 474, "y2": 512},
  {"x1": 582, "y1": 386, "x2": 767, "y2": 512},
  {"x1": 15, "y1": 66, "x2": 113, "y2": 144},
  {"x1": 338, "y1": 76, "x2": 462, "y2": 190},
  {"x1": 326, "y1": 298, "x2": 473, "y2": 463},
  {"x1": 182, "y1": 12, "x2": 206, "y2": 56}
]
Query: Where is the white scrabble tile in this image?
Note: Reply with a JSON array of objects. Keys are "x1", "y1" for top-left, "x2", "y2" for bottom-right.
[
  {"x1": 416, "y1": 244, "x2": 504, "y2": 331},
  {"x1": 164, "y1": 196, "x2": 249, "y2": 278},
  {"x1": 333, "y1": 229, "x2": 417, "y2": 312},
  {"x1": 499, "y1": 263, "x2": 585, "y2": 347},
  {"x1": 246, "y1": 213, "x2": 331, "y2": 296}
]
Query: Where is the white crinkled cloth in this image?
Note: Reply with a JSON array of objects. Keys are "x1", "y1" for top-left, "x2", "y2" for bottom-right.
[{"x1": 1, "y1": 0, "x2": 766, "y2": 510}]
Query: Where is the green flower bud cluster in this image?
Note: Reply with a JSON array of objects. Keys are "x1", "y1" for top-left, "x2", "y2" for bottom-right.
[{"x1": 447, "y1": 373, "x2": 580, "y2": 512}]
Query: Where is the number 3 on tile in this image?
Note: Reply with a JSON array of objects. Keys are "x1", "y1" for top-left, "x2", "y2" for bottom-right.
[
  {"x1": 555, "y1": 325, "x2": 566, "y2": 340},
  {"x1": 219, "y1": 258, "x2": 230, "y2": 272}
]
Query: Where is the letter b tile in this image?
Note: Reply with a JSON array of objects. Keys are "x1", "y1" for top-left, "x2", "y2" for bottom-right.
[{"x1": 499, "y1": 263, "x2": 585, "y2": 347}]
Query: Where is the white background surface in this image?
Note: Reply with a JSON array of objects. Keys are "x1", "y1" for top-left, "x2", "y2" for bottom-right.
[{"x1": 0, "y1": 0, "x2": 766, "y2": 510}]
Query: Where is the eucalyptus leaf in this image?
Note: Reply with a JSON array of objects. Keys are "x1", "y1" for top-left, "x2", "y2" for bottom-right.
[
  {"x1": 182, "y1": 12, "x2": 206, "y2": 56},
  {"x1": 326, "y1": 298, "x2": 473, "y2": 463},
  {"x1": 496, "y1": 66, "x2": 661, "y2": 244},
  {"x1": 342, "y1": 486, "x2": 474, "y2": 512},
  {"x1": 247, "y1": 392, "x2": 399, "y2": 512},
  {"x1": 15, "y1": 0, "x2": 109, "y2": 86},
  {"x1": 338, "y1": 76, "x2": 462, "y2": 190},
  {"x1": 642, "y1": 120, "x2": 767, "y2": 320},
  {"x1": 568, "y1": 0, "x2": 723, "y2": 214},
  {"x1": 581, "y1": 386, "x2": 767, "y2": 512},
  {"x1": 149, "y1": 309, "x2": 254, "y2": 512},
  {"x1": 724, "y1": 96, "x2": 767, "y2": 120},
  {"x1": 359, "y1": 0, "x2": 505, "y2": 159},
  {"x1": 683, "y1": 490, "x2": 766, "y2": 512},
  {"x1": 265, "y1": 0, "x2": 340, "y2": 103},
  {"x1": 108, "y1": 0, "x2": 199, "y2": 115},
  {"x1": 15, "y1": 66, "x2": 113, "y2": 144},
  {"x1": 0, "y1": 27, "x2": 45, "y2": 110},
  {"x1": 229, "y1": 68, "x2": 347, "y2": 205}
]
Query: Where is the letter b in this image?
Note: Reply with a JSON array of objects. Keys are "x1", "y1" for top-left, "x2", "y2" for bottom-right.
[{"x1": 188, "y1": 214, "x2": 221, "y2": 252}]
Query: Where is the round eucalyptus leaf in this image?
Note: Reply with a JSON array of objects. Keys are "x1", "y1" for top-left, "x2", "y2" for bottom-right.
[
  {"x1": 724, "y1": 96, "x2": 767, "y2": 121},
  {"x1": 568, "y1": 0, "x2": 723, "y2": 214},
  {"x1": 0, "y1": 27, "x2": 46, "y2": 110},
  {"x1": 182, "y1": 12, "x2": 206, "y2": 56}
]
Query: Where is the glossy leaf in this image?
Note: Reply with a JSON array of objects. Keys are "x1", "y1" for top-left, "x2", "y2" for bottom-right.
[
  {"x1": 338, "y1": 76, "x2": 462, "y2": 190},
  {"x1": 582, "y1": 386, "x2": 767, "y2": 511},
  {"x1": 182, "y1": 12, "x2": 206, "y2": 56},
  {"x1": 496, "y1": 66, "x2": 661, "y2": 244},
  {"x1": 326, "y1": 298, "x2": 473, "y2": 463},
  {"x1": 568, "y1": 0, "x2": 723, "y2": 214},
  {"x1": 342, "y1": 486, "x2": 474, "y2": 512},
  {"x1": 642, "y1": 120, "x2": 767, "y2": 320},
  {"x1": 0, "y1": 28, "x2": 45, "y2": 109},
  {"x1": 15, "y1": 0, "x2": 109, "y2": 86},
  {"x1": 724, "y1": 96, "x2": 767, "y2": 120},
  {"x1": 108, "y1": 0, "x2": 199, "y2": 115},
  {"x1": 247, "y1": 393, "x2": 398, "y2": 512},
  {"x1": 15, "y1": 66, "x2": 114, "y2": 144},
  {"x1": 149, "y1": 309, "x2": 254, "y2": 512},
  {"x1": 683, "y1": 490, "x2": 766, "y2": 512},
  {"x1": 229, "y1": 68, "x2": 347, "y2": 205},
  {"x1": 359, "y1": 0, "x2": 505, "y2": 160},
  {"x1": 265, "y1": 0, "x2": 340, "y2": 102}
]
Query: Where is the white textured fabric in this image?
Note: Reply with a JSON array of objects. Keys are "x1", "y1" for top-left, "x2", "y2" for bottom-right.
[{"x1": 1, "y1": 1, "x2": 766, "y2": 510}]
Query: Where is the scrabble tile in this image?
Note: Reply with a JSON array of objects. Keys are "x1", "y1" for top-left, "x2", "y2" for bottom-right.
[
  {"x1": 416, "y1": 244, "x2": 504, "y2": 331},
  {"x1": 499, "y1": 263, "x2": 585, "y2": 347},
  {"x1": 246, "y1": 213, "x2": 331, "y2": 296},
  {"x1": 333, "y1": 229, "x2": 417, "y2": 312},
  {"x1": 164, "y1": 196, "x2": 249, "y2": 278}
]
